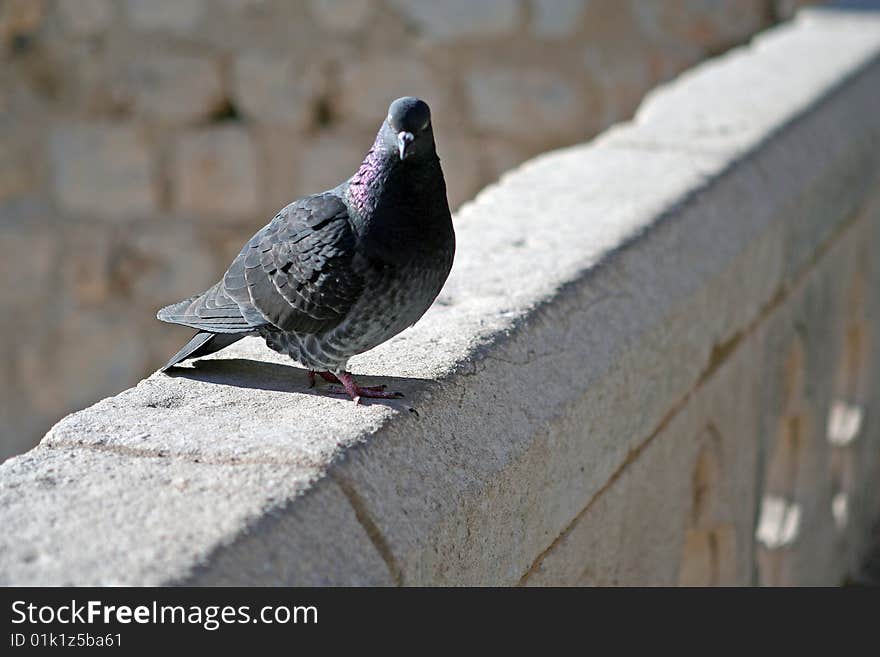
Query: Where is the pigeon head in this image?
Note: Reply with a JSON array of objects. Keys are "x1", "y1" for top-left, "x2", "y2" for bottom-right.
[{"x1": 383, "y1": 97, "x2": 433, "y2": 161}]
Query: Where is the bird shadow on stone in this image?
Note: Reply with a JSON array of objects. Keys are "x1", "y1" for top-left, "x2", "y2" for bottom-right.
[{"x1": 164, "y1": 358, "x2": 429, "y2": 412}]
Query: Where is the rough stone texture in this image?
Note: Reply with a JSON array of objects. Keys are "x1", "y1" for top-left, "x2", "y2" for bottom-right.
[
  {"x1": 339, "y1": 54, "x2": 446, "y2": 129},
  {"x1": 0, "y1": 1, "x2": 812, "y2": 469},
  {"x1": 57, "y1": 0, "x2": 115, "y2": 37},
  {"x1": 0, "y1": 6, "x2": 877, "y2": 585},
  {"x1": 530, "y1": 0, "x2": 587, "y2": 39},
  {"x1": 232, "y1": 50, "x2": 325, "y2": 129},
  {"x1": 124, "y1": 52, "x2": 225, "y2": 124},
  {"x1": 631, "y1": 0, "x2": 770, "y2": 50},
  {"x1": 50, "y1": 123, "x2": 157, "y2": 218},
  {"x1": 523, "y1": 210, "x2": 880, "y2": 585},
  {"x1": 306, "y1": 0, "x2": 373, "y2": 34},
  {"x1": 389, "y1": 0, "x2": 522, "y2": 41},
  {"x1": 173, "y1": 126, "x2": 260, "y2": 218},
  {"x1": 292, "y1": 131, "x2": 372, "y2": 201},
  {"x1": 465, "y1": 67, "x2": 585, "y2": 141},
  {"x1": 124, "y1": 0, "x2": 205, "y2": 33},
  {"x1": 0, "y1": 0, "x2": 46, "y2": 50}
]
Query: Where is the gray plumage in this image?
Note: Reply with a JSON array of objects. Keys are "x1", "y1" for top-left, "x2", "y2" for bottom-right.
[{"x1": 157, "y1": 97, "x2": 455, "y2": 394}]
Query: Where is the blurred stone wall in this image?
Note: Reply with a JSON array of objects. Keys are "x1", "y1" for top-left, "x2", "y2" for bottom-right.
[{"x1": 0, "y1": 0, "x2": 808, "y2": 461}]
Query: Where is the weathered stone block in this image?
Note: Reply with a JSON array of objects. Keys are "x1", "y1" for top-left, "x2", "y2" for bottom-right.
[
  {"x1": 388, "y1": 0, "x2": 521, "y2": 40},
  {"x1": 57, "y1": 0, "x2": 115, "y2": 37},
  {"x1": 292, "y1": 132, "x2": 369, "y2": 200},
  {"x1": 530, "y1": 0, "x2": 586, "y2": 38},
  {"x1": 125, "y1": 52, "x2": 225, "y2": 124},
  {"x1": 173, "y1": 126, "x2": 260, "y2": 218},
  {"x1": 0, "y1": 447, "x2": 325, "y2": 586},
  {"x1": 477, "y1": 138, "x2": 531, "y2": 183},
  {"x1": 126, "y1": 222, "x2": 218, "y2": 308},
  {"x1": 436, "y1": 133, "x2": 484, "y2": 209},
  {"x1": 0, "y1": 206, "x2": 56, "y2": 311},
  {"x1": 339, "y1": 54, "x2": 448, "y2": 128},
  {"x1": 58, "y1": 223, "x2": 113, "y2": 306},
  {"x1": 124, "y1": 0, "x2": 204, "y2": 33},
  {"x1": 0, "y1": 129, "x2": 40, "y2": 201},
  {"x1": 464, "y1": 67, "x2": 583, "y2": 141},
  {"x1": 306, "y1": 0, "x2": 372, "y2": 34},
  {"x1": 17, "y1": 308, "x2": 149, "y2": 418},
  {"x1": 254, "y1": 127, "x2": 303, "y2": 213},
  {"x1": 630, "y1": 0, "x2": 770, "y2": 50},
  {"x1": 0, "y1": 0, "x2": 46, "y2": 47},
  {"x1": 232, "y1": 50, "x2": 323, "y2": 129},
  {"x1": 582, "y1": 43, "x2": 656, "y2": 125},
  {"x1": 50, "y1": 123, "x2": 157, "y2": 218}
]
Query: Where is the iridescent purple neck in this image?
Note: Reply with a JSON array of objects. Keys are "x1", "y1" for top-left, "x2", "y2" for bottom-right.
[{"x1": 345, "y1": 133, "x2": 396, "y2": 217}]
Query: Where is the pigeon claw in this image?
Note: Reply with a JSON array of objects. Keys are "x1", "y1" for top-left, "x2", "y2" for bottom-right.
[
  {"x1": 309, "y1": 370, "x2": 345, "y2": 388},
  {"x1": 313, "y1": 371, "x2": 403, "y2": 402}
]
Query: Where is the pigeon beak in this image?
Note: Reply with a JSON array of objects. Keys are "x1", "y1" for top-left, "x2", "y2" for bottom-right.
[{"x1": 397, "y1": 131, "x2": 414, "y2": 160}]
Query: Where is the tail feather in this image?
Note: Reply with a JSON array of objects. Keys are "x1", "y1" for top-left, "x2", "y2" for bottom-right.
[
  {"x1": 160, "y1": 331, "x2": 249, "y2": 372},
  {"x1": 157, "y1": 282, "x2": 256, "y2": 334}
]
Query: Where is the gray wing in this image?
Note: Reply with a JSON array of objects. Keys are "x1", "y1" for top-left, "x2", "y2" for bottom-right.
[
  {"x1": 222, "y1": 192, "x2": 366, "y2": 335},
  {"x1": 156, "y1": 279, "x2": 259, "y2": 334},
  {"x1": 157, "y1": 192, "x2": 365, "y2": 336}
]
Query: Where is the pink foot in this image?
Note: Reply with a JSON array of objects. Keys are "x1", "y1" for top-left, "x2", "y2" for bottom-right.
[
  {"x1": 309, "y1": 370, "x2": 402, "y2": 403},
  {"x1": 308, "y1": 370, "x2": 343, "y2": 387}
]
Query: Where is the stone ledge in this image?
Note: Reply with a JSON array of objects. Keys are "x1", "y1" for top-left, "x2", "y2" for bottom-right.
[{"x1": 2, "y1": 6, "x2": 880, "y2": 585}]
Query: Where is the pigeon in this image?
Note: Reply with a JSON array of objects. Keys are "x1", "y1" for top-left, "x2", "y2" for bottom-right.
[{"x1": 157, "y1": 97, "x2": 456, "y2": 403}]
